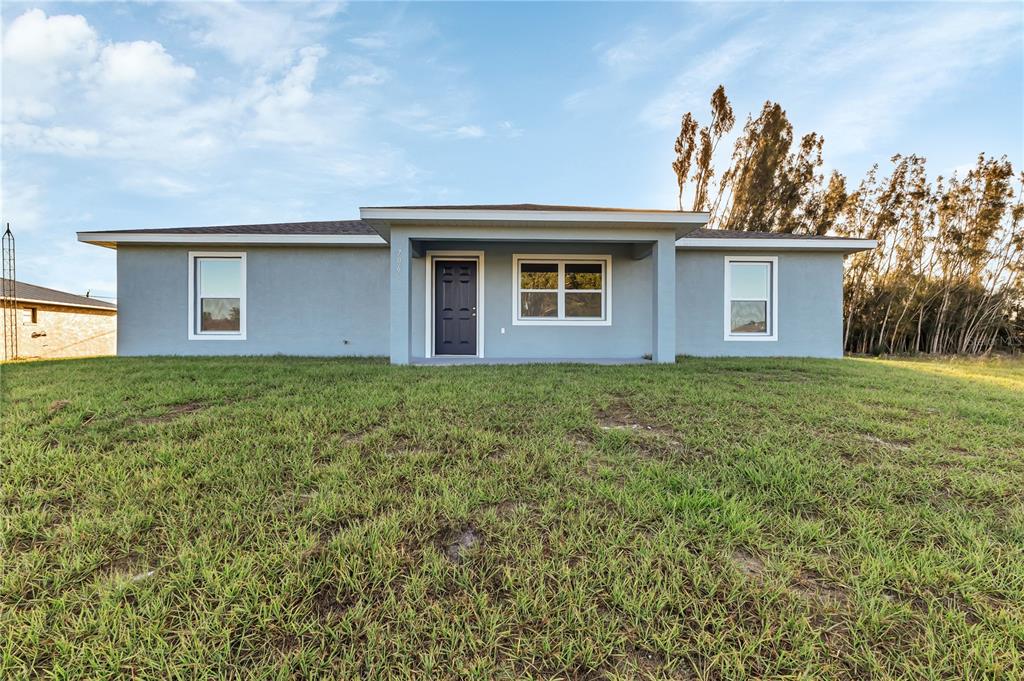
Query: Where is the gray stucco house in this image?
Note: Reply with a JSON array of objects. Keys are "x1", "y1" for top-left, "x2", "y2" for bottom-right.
[{"x1": 77, "y1": 204, "x2": 875, "y2": 364}]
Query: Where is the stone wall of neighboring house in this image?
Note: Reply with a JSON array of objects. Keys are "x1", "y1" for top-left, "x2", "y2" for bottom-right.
[{"x1": 4, "y1": 303, "x2": 117, "y2": 359}]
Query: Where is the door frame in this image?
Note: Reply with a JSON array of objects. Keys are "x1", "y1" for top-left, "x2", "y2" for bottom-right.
[{"x1": 425, "y1": 250, "x2": 485, "y2": 358}]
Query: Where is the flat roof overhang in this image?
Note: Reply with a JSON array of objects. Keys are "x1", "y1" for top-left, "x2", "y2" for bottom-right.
[
  {"x1": 675, "y1": 236, "x2": 877, "y2": 254},
  {"x1": 359, "y1": 207, "x2": 710, "y2": 241},
  {"x1": 75, "y1": 233, "x2": 386, "y2": 249}
]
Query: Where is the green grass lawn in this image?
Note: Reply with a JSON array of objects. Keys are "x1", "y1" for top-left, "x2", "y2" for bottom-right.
[{"x1": 2, "y1": 356, "x2": 1023, "y2": 679}]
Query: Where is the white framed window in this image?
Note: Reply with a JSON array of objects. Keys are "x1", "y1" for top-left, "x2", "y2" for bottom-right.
[
  {"x1": 512, "y1": 254, "x2": 611, "y2": 326},
  {"x1": 188, "y1": 252, "x2": 246, "y2": 340},
  {"x1": 724, "y1": 256, "x2": 777, "y2": 341}
]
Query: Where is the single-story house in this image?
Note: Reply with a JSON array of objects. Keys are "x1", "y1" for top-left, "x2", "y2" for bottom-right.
[
  {"x1": 1, "y1": 279, "x2": 117, "y2": 360},
  {"x1": 77, "y1": 204, "x2": 875, "y2": 364}
]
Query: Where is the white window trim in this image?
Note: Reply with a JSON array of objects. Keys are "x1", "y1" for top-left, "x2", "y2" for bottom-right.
[
  {"x1": 724, "y1": 255, "x2": 778, "y2": 342},
  {"x1": 512, "y1": 254, "x2": 612, "y2": 326},
  {"x1": 188, "y1": 251, "x2": 247, "y2": 341},
  {"x1": 424, "y1": 251, "x2": 485, "y2": 359}
]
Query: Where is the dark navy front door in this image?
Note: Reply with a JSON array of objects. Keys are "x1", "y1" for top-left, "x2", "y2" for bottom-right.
[{"x1": 434, "y1": 260, "x2": 477, "y2": 355}]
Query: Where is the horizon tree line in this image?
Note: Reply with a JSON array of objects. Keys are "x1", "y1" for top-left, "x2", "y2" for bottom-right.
[{"x1": 672, "y1": 86, "x2": 1023, "y2": 355}]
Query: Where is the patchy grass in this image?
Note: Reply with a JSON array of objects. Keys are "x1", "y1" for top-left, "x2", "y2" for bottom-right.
[{"x1": 1, "y1": 355, "x2": 1023, "y2": 679}]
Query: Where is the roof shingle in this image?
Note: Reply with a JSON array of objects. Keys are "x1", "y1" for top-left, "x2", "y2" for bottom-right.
[
  {"x1": 2, "y1": 279, "x2": 116, "y2": 309},
  {"x1": 81, "y1": 216, "x2": 858, "y2": 241},
  {"x1": 92, "y1": 219, "x2": 376, "y2": 236},
  {"x1": 361, "y1": 203, "x2": 689, "y2": 214},
  {"x1": 683, "y1": 228, "x2": 856, "y2": 240}
]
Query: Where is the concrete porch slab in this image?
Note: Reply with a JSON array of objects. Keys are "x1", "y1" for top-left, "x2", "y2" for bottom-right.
[{"x1": 411, "y1": 356, "x2": 652, "y2": 366}]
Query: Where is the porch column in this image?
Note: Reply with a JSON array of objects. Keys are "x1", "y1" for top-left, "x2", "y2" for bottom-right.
[
  {"x1": 389, "y1": 232, "x2": 411, "y2": 365},
  {"x1": 651, "y1": 234, "x2": 677, "y2": 363}
]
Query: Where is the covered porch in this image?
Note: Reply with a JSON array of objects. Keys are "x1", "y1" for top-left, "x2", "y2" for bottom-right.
[{"x1": 358, "y1": 205, "x2": 708, "y2": 365}]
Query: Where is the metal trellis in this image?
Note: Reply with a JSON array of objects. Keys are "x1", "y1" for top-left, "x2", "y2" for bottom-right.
[{"x1": 2, "y1": 224, "x2": 17, "y2": 361}]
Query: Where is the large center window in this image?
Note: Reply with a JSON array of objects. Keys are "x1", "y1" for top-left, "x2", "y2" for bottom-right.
[
  {"x1": 188, "y1": 252, "x2": 247, "y2": 340},
  {"x1": 513, "y1": 255, "x2": 610, "y2": 325},
  {"x1": 725, "y1": 256, "x2": 777, "y2": 341}
]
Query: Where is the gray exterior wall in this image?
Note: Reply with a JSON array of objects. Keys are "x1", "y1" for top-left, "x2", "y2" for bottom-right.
[
  {"x1": 116, "y1": 245, "x2": 389, "y2": 356},
  {"x1": 408, "y1": 242, "x2": 653, "y2": 360},
  {"x1": 676, "y1": 250, "x2": 845, "y2": 358},
  {"x1": 114, "y1": 243, "x2": 847, "y2": 359}
]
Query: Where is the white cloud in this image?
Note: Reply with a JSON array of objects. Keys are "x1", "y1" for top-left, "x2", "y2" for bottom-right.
[
  {"x1": 639, "y1": 33, "x2": 763, "y2": 129},
  {"x1": 809, "y1": 6, "x2": 1022, "y2": 157},
  {"x1": 453, "y1": 125, "x2": 485, "y2": 139},
  {"x1": 91, "y1": 41, "x2": 196, "y2": 109},
  {"x1": 387, "y1": 105, "x2": 486, "y2": 140},
  {"x1": 346, "y1": 21, "x2": 438, "y2": 53},
  {"x1": 2, "y1": 9, "x2": 99, "y2": 123},
  {"x1": 120, "y1": 173, "x2": 198, "y2": 197},
  {"x1": 329, "y1": 147, "x2": 421, "y2": 188},
  {"x1": 632, "y1": 3, "x2": 1022, "y2": 162},
  {"x1": 0, "y1": 182, "x2": 44, "y2": 232},
  {"x1": 19, "y1": 239, "x2": 117, "y2": 301},
  {"x1": 246, "y1": 45, "x2": 329, "y2": 143},
  {"x1": 498, "y1": 121, "x2": 523, "y2": 138},
  {"x1": 2, "y1": 9, "x2": 203, "y2": 160},
  {"x1": 348, "y1": 33, "x2": 390, "y2": 51},
  {"x1": 3, "y1": 123, "x2": 101, "y2": 155},
  {"x1": 170, "y1": 1, "x2": 337, "y2": 71},
  {"x1": 341, "y1": 56, "x2": 390, "y2": 86},
  {"x1": 2, "y1": 8, "x2": 97, "y2": 67}
]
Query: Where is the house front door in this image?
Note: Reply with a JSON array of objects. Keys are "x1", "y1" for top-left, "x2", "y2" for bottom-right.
[{"x1": 434, "y1": 259, "x2": 478, "y2": 355}]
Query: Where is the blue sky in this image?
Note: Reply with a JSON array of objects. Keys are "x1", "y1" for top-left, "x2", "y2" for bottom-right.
[{"x1": 2, "y1": 1, "x2": 1022, "y2": 300}]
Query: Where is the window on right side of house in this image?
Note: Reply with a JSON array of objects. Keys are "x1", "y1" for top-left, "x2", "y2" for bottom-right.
[
  {"x1": 727, "y1": 260, "x2": 773, "y2": 337},
  {"x1": 195, "y1": 257, "x2": 243, "y2": 334}
]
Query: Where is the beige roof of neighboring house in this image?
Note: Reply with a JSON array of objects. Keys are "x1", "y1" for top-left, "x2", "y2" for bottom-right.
[{"x1": 1, "y1": 279, "x2": 116, "y2": 310}]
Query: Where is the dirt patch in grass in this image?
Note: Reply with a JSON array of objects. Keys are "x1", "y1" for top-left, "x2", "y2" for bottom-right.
[
  {"x1": 732, "y1": 548, "x2": 766, "y2": 578},
  {"x1": 792, "y1": 569, "x2": 850, "y2": 605},
  {"x1": 310, "y1": 582, "x2": 356, "y2": 620},
  {"x1": 596, "y1": 400, "x2": 667, "y2": 433},
  {"x1": 479, "y1": 499, "x2": 535, "y2": 520},
  {"x1": 437, "y1": 526, "x2": 483, "y2": 564},
  {"x1": 97, "y1": 554, "x2": 157, "y2": 583},
  {"x1": 860, "y1": 433, "x2": 913, "y2": 450},
  {"x1": 566, "y1": 431, "x2": 593, "y2": 448},
  {"x1": 134, "y1": 401, "x2": 207, "y2": 425},
  {"x1": 893, "y1": 587, "x2": 997, "y2": 626},
  {"x1": 594, "y1": 400, "x2": 701, "y2": 464},
  {"x1": 311, "y1": 430, "x2": 370, "y2": 464},
  {"x1": 318, "y1": 514, "x2": 367, "y2": 540},
  {"x1": 48, "y1": 399, "x2": 71, "y2": 415},
  {"x1": 624, "y1": 645, "x2": 666, "y2": 673}
]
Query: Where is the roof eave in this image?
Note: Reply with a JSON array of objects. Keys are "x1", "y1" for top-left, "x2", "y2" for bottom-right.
[
  {"x1": 76, "y1": 232, "x2": 387, "y2": 248},
  {"x1": 675, "y1": 237, "x2": 878, "y2": 253},
  {"x1": 359, "y1": 207, "x2": 709, "y2": 240},
  {"x1": 12, "y1": 295, "x2": 116, "y2": 311}
]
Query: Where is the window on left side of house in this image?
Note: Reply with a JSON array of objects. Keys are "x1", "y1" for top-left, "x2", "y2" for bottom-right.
[
  {"x1": 195, "y1": 257, "x2": 243, "y2": 334},
  {"x1": 22, "y1": 307, "x2": 37, "y2": 324}
]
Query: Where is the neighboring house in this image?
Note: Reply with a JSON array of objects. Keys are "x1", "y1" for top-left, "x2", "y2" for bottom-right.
[
  {"x1": 1, "y1": 279, "x2": 117, "y2": 360},
  {"x1": 77, "y1": 204, "x2": 875, "y2": 364}
]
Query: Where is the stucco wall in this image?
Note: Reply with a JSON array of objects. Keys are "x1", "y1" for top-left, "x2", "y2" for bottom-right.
[
  {"x1": 4, "y1": 303, "x2": 116, "y2": 359},
  {"x1": 116, "y1": 246, "x2": 389, "y2": 356},
  {"x1": 113, "y1": 244, "x2": 846, "y2": 359},
  {"x1": 676, "y1": 250, "x2": 845, "y2": 358},
  {"x1": 408, "y1": 242, "x2": 654, "y2": 360}
]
